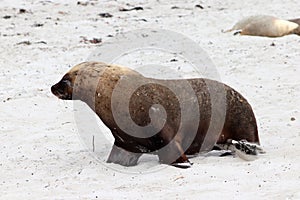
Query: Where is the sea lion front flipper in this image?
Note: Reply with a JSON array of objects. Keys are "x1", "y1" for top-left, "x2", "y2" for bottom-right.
[
  {"x1": 107, "y1": 144, "x2": 142, "y2": 166},
  {"x1": 157, "y1": 138, "x2": 192, "y2": 168},
  {"x1": 171, "y1": 156, "x2": 193, "y2": 169}
]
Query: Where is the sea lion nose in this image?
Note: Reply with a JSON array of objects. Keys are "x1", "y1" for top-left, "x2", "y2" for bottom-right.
[
  {"x1": 51, "y1": 84, "x2": 56, "y2": 94},
  {"x1": 51, "y1": 83, "x2": 62, "y2": 95}
]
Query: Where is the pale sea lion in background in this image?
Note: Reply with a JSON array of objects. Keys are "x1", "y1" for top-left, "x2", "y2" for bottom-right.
[
  {"x1": 224, "y1": 15, "x2": 299, "y2": 37},
  {"x1": 51, "y1": 62, "x2": 263, "y2": 168},
  {"x1": 224, "y1": 15, "x2": 274, "y2": 33}
]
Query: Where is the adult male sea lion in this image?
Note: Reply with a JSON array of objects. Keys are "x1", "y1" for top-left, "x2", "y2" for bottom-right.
[
  {"x1": 51, "y1": 62, "x2": 263, "y2": 168},
  {"x1": 224, "y1": 15, "x2": 299, "y2": 37}
]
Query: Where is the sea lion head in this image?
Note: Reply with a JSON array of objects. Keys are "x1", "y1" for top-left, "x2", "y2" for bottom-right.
[
  {"x1": 51, "y1": 72, "x2": 75, "y2": 100},
  {"x1": 52, "y1": 62, "x2": 143, "y2": 101},
  {"x1": 51, "y1": 62, "x2": 108, "y2": 100}
]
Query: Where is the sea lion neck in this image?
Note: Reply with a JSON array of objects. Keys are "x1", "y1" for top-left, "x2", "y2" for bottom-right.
[{"x1": 74, "y1": 65, "x2": 141, "y2": 112}]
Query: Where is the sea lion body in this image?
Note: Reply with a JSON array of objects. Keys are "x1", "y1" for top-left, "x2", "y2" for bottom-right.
[
  {"x1": 225, "y1": 15, "x2": 299, "y2": 37},
  {"x1": 51, "y1": 62, "x2": 261, "y2": 168}
]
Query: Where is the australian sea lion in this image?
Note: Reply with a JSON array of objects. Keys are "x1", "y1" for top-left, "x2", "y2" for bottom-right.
[
  {"x1": 224, "y1": 15, "x2": 299, "y2": 37},
  {"x1": 51, "y1": 62, "x2": 263, "y2": 168}
]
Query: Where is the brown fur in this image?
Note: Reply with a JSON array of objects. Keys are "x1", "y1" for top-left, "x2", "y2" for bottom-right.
[{"x1": 51, "y1": 62, "x2": 260, "y2": 167}]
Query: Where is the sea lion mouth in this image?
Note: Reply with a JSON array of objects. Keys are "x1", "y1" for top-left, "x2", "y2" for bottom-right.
[
  {"x1": 55, "y1": 92, "x2": 72, "y2": 100},
  {"x1": 51, "y1": 84, "x2": 72, "y2": 100}
]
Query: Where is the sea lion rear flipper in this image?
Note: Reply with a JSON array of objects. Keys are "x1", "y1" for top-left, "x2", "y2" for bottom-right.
[
  {"x1": 225, "y1": 139, "x2": 264, "y2": 161},
  {"x1": 107, "y1": 144, "x2": 142, "y2": 166}
]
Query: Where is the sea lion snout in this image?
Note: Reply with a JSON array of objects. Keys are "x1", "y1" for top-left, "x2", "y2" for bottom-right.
[{"x1": 51, "y1": 78, "x2": 73, "y2": 100}]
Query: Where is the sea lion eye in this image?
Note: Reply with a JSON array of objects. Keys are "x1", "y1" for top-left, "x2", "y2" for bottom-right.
[{"x1": 62, "y1": 79, "x2": 72, "y2": 87}]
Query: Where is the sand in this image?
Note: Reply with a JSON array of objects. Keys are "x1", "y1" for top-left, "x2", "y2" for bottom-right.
[{"x1": 1, "y1": 0, "x2": 300, "y2": 199}]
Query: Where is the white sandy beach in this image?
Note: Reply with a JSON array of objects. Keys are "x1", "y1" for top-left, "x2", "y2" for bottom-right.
[{"x1": 1, "y1": 0, "x2": 300, "y2": 199}]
